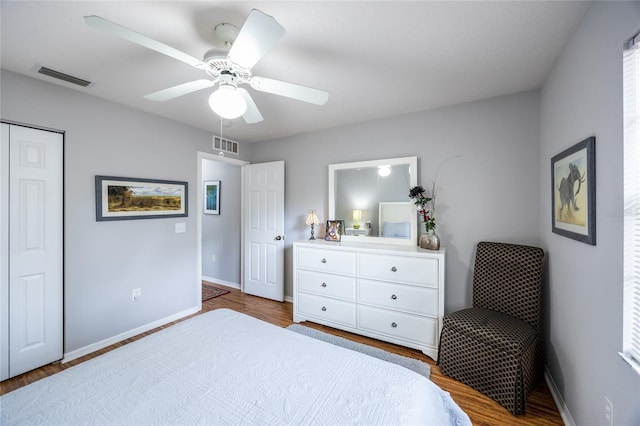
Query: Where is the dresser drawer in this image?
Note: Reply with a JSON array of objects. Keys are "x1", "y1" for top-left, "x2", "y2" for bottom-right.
[
  {"x1": 297, "y1": 247, "x2": 356, "y2": 276},
  {"x1": 358, "y1": 279, "x2": 437, "y2": 317},
  {"x1": 297, "y1": 270, "x2": 356, "y2": 301},
  {"x1": 359, "y1": 253, "x2": 438, "y2": 287},
  {"x1": 358, "y1": 305, "x2": 437, "y2": 347},
  {"x1": 297, "y1": 292, "x2": 356, "y2": 327}
]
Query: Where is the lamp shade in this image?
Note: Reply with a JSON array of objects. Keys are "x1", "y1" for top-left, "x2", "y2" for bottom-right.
[
  {"x1": 208, "y1": 85, "x2": 247, "y2": 119},
  {"x1": 352, "y1": 210, "x2": 362, "y2": 221},
  {"x1": 305, "y1": 210, "x2": 320, "y2": 225}
]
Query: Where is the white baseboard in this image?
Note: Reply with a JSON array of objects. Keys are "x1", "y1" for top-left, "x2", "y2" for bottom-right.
[
  {"x1": 62, "y1": 306, "x2": 200, "y2": 363},
  {"x1": 202, "y1": 276, "x2": 240, "y2": 290},
  {"x1": 545, "y1": 367, "x2": 575, "y2": 426}
]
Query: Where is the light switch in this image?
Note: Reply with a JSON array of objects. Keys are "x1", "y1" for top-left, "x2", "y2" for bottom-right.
[{"x1": 175, "y1": 222, "x2": 186, "y2": 233}]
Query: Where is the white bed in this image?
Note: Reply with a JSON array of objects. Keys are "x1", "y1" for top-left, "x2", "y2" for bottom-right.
[
  {"x1": 379, "y1": 201, "x2": 414, "y2": 238},
  {"x1": 1, "y1": 308, "x2": 470, "y2": 425}
]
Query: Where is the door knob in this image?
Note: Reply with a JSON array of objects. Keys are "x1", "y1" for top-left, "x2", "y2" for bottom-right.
[{"x1": 274, "y1": 235, "x2": 283, "y2": 240}]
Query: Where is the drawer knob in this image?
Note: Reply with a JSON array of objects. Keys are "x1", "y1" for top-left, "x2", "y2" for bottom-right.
[
  {"x1": 321, "y1": 283, "x2": 327, "y2": 287},
  {"x1": 391, "y1": 322, "x2": 398, "y2": 328},
  {"x1": 391, "y1": 294, "x2": 397, "y2": 300},
  {"x1": 321, "y1": 306, "x2": 327, "y2": 311},
  {"x1": 321, "y1": 258, "x2": 327, "y2": 264},
  {"x1": 391, "y1": 266, "x2": 397, "y2": 272}
]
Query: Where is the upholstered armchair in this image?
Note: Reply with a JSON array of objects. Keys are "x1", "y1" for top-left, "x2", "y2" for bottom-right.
[{"x1": 437, "y1": 241, "x2": 545, "y2": 415}]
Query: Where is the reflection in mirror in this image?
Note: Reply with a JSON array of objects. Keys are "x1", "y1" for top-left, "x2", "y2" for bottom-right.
[{"x1": 329, "y1": 156, "x2": 418, "y2": 246}]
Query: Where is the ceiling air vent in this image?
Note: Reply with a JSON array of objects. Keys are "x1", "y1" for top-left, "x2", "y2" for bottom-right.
[
  {"x1": 213, "y1": 135, "x2": 239, "y2": 155},
  {"x1": 33, "y1": 64, "x2": 93, "y2": 88}
]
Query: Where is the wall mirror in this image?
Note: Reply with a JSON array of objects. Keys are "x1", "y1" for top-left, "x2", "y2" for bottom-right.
[{"x1": 328, "y1": 156, "x2": 417, "y2": 246}]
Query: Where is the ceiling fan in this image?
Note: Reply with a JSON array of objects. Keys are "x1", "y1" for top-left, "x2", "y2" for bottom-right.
[{"x1": 84, "y1": 9, "x2": 329, "y2": 123}]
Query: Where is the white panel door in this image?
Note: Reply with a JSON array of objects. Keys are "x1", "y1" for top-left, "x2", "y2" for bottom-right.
[
  {"x1": 1, "y1": 124, "x2": 9, "y2": 381},
  {"x1": 7, "y1": 125, "x2": 63, "y2": 378},
  {"x1": 243, "y1": 161, "x2": 285, "y2": 301}
]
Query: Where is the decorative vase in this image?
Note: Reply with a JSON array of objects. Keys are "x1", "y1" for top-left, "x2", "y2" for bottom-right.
[{"x1": 419, "y1": 230, "x2": 440, "y2": 250}]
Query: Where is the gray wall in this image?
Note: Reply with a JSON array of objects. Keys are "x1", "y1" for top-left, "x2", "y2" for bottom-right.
[
  {"x1": 1, "y1": 70, "x2": 215, "y2": 353},
  {"x1": 247, "y1": 89, "x2": 541, "y2": 311},
  {"x1": 202, "y1": 159, "x2": 241, "y2": 286},
  {"x1": 539, "y1": 2, "x2": 640, "y2": 425}
]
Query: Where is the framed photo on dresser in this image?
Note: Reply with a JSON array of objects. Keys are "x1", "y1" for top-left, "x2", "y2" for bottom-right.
[{"x1": 324, "y1": 220, "x2": 344, "y2": 241}]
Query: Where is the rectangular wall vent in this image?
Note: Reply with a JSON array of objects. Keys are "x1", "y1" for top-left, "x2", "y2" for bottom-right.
[
  {"x1": 213, "y1": 136, "x2": 239, "y2": 155},
  {"x1": 33, "y1": 64, "x2": 93, "y2": 88}
]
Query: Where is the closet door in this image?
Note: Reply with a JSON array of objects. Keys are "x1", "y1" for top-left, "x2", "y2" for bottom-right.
[
  {"x1": 3, "y1": 124, "x2": 63, "y2": 379},
  {"x1": 1, "y1": 124, "x2": 9, "y2": 380}
]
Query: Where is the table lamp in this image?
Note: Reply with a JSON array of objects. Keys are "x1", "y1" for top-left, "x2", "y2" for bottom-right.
[
  {"x1": 305, "y1": 210, "x2": 320, "y2": 240},
  {"x1": 352, "y1": 209, "x2": 362, "y2": 229}
]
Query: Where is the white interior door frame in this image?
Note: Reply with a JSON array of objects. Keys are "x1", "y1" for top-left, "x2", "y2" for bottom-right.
[{"x1": 196, "y1": 152, "x2": 248, "y2": 304}]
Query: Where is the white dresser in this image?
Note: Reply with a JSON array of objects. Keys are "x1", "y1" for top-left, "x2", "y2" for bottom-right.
[
  {"x1": 292, "y1": 240, "x2": 445, "y2": 360},
  {"x1": 345, "y1": 227, "x2": 371, "y2": 236}
]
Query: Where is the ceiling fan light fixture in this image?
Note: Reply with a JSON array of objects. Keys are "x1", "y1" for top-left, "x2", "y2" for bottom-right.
[
  {"x1": 214, "y1": 23, "x2": 239, "y2": 48},
  {"x1": 209, "y1": 84, "x2": 247, "y2": 119},
  {"x1": 85, "y1": 11, "x2": 327, "y2": 126},
  {"x1": 378, "y1": 165, "x2": 391, "y2": 177}
]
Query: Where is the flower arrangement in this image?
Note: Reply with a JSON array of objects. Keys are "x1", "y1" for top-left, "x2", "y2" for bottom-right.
[{"x1": 409, "y1": 185, "x2": 436, "y2": 232}]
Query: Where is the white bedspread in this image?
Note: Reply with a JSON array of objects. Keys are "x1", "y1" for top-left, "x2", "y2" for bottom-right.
[{"x1": 1, "y1": 308, "x2": 470, "y2": 425}]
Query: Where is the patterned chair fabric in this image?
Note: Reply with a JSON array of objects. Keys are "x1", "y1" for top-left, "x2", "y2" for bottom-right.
[{"x1": 437, "y1": 242, "x2": 545, "y2": 415}]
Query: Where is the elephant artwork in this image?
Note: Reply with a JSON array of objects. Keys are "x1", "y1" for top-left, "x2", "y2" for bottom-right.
[
  {"x1": 551, "y1": 136, "x2": 595, "y2": 245},
  {"x1": 556, "y1": 162, "x2": 586, "y2": 223},
  {"x1": 554, "y1": 160, "x2": 587, "y2": 226}
]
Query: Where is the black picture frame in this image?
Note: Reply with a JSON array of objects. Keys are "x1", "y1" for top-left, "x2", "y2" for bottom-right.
[
  {"x1": 203, "y1": 181, "x2": 221, "y2": 215},
  {"x1": 95, "y1": 175, "x2": 188, "y2": 221},
  {"x1": 551, "y1": 136, "x2": 596, "y2": 245}
]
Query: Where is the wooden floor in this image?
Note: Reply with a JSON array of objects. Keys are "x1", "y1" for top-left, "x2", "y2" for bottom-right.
[{"x1": 1, "y1": 286, "x2": 563, "y2": 426}]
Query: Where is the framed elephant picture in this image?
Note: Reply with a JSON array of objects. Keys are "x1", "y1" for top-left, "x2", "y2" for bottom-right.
[{"x1": 551, "y1": 136, "x2": 596, "y2": 245}]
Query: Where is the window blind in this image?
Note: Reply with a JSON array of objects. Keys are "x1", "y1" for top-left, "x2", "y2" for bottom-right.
[{"x1": 623, "y1": 31, "x2": 640, "y2": 373}]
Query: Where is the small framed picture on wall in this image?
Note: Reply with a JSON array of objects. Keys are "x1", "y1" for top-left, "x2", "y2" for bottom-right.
[{"x1": 204, "y1": 181, "x2": 221, "y2": 215}]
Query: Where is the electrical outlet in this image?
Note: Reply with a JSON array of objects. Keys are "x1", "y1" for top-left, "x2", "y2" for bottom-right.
[
  {"x1": 212, "y1": 254, "x2": 216, "y2": 262},
  {"x1": 132, "y1": 288, "x2": 141, "y2": 301},
  {"x1": 605, "y1": 396, "x2": 613, "y2": 426}
]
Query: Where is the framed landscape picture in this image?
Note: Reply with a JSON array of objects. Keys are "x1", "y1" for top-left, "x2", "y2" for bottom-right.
[
  {"x1": 95, "y1": 176, "x2": 188, "y2": 221},
  {"x1": 551, "y1": 136, "x2": 596, "y2": 245},
  {"x1": 204, "y1": 181, "x2": 221, "y2": 215}
]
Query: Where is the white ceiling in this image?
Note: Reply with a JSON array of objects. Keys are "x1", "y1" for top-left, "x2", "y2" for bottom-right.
[{"x1": 1, "y1": 1, "x2": 590, "y2": 143}]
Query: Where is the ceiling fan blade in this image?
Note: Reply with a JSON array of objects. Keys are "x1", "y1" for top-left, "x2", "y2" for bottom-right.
[
  {"x1": 238, "y1": 88, "x2": 263, "y2": 123},
  {"x1": 227, "y1": 9, "x2": 285, "y2": 70},
  {"x1": 144, "y1": 79, "x2": 217, "y2": 102},
  {"x1": 84, "y1": 15, "x2": 204, "y2": 69},
  {"x1": 250, "y1": 76, "x2": 329, "y2": 105}
]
